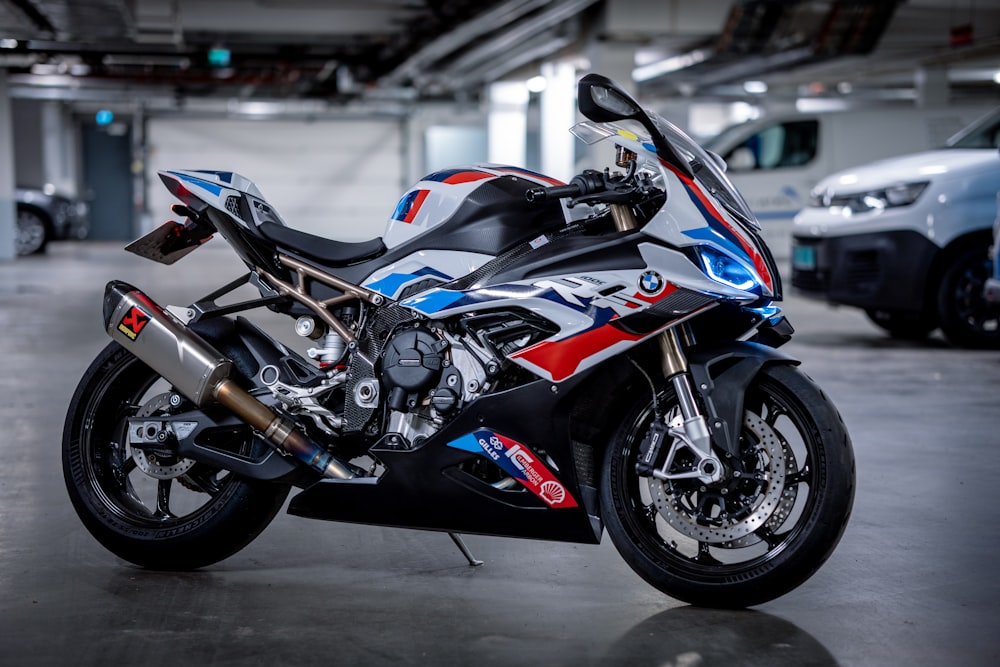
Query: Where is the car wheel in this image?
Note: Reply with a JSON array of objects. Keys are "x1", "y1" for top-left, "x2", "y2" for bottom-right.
[
  {"x1": 864, "y1": 309, "x2": 937, "y2": 340},
  {"x1": 936, "y1": 245, "x2": 1000, "y2": 349},
  {"x1": 16, "y1": 208, "x2": 49, "y2": 255}
]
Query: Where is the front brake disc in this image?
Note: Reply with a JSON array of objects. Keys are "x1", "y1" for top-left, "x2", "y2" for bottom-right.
[{"x1": 649, "y1": 410, "x2": 793, "y2": 544}]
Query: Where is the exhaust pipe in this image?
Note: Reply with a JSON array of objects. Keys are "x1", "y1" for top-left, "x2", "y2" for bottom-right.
[{"x1": 103, "y1": 281, "x2": 355, "y2": 480}]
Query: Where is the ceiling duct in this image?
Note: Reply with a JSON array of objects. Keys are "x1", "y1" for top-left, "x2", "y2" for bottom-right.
[{"x1": 642, "y1": 0, "x2": 903, "y2": 94}]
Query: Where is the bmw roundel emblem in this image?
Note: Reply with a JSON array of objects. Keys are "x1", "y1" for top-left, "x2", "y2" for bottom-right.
[{"x1": 639, "y1": 270, "x2": 664, "y2": 295}]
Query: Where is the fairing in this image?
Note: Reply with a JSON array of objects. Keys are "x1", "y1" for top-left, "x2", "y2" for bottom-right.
[{"x1": 569, "y1": 121, "x2": 781, "y2": 301}]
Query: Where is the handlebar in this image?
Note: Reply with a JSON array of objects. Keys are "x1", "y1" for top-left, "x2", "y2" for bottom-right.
[
  {"x1": 525, "y1": 170, "x2": 608, "y2": 203},
  {"x1": 525, "y1": 183, "x2": 583, "y2": 202}
]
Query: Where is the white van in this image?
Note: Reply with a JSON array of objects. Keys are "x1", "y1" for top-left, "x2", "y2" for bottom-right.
[
  {"x1": 705, "y1": 107, "x2": 988, "y2": 257},
  {"x1": 790, "y1": 107, "x2": 1000, "y2": 348}
]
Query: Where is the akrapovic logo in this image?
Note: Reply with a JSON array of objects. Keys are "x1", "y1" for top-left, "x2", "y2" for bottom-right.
[{"x1": 117, "y1": 306, "x2": 150, "y2": 341}]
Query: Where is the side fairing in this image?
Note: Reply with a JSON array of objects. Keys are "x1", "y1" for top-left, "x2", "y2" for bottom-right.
[
  {"x1": 361, "y1": 249, "x2": 494, "y2": 301},
  {"x1": 398, "y1": 240, "x2": 750, "y2": 383}
]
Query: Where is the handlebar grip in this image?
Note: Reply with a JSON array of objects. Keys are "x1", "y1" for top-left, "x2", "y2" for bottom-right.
[{"x1": 525, "y1": 183, "x2": 584, "y2": 203}]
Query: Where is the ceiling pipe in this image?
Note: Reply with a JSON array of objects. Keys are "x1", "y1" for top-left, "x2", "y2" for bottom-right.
[{"x1": 378, "y1": 0, "x2": 552, "y2": 87}]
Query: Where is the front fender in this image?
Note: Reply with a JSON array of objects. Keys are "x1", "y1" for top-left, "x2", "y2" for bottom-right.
[{"x1": 687, "y1": 341, "x2": 800, "y2": 458}]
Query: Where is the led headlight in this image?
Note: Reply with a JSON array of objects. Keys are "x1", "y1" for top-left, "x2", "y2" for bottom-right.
[
  {"x1": 809, "y1": 181, "x2": 929, "y2": 213},
  {"x1": 698, "y1": 246, "x2": 760, "y2": 292}
]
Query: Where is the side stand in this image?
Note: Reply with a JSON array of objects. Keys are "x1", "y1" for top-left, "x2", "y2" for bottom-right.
[{"x1": 448, "y1": 532, "x2": 484, "y2": 567}]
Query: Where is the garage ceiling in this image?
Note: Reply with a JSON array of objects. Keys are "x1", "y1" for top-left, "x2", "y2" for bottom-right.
[{"x1": 1, "y1": 0, "x2": 998, "y2": 107}]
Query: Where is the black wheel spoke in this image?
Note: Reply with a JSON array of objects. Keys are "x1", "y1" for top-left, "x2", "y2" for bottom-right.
[
  {"x1": 183, "y1": 469, "x2": 223, "y2": 496},
  {"x1": 694, "y1": 541, "x2": 722, "y2": 565},
  {"x1": 155, "y1": 480, "x2": 175, "y2": 519},
  {"x1": 755, "y1": 526, "x2": 780, "y2": 549},
  {"x1": 638, "y1": 501, "x2": 656, "y2": 526},
  {"x1": 120, "y1": 456, "x2": 137, "y2": 476},
  {"x1": 786, "y1": 469, "x2": 809, "y2": 486},
  {"x1": 764, "y1": 401, "x2": 785, "y2": 427}
]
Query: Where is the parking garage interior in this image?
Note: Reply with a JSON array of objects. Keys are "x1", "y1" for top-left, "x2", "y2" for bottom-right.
[{"x1": 1, "y1": 1, "x2": 999, "y2": 665}]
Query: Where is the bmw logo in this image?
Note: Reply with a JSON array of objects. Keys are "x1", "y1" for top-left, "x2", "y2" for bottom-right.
[{"x1": 639, "y1": 270, "x2": 664, "y2": 295}]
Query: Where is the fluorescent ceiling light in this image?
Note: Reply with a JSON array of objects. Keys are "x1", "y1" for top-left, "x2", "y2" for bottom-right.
[
  {"x1": 632, "y1": 49, "x2": 709, "y2": 82},
  {"x1": 526, "y1": 75, "x2": 547, "y2": 93}
]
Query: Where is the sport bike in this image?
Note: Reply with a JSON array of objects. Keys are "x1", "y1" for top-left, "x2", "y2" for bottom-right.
[{"x1": 63, "y1": 74, "x2": 854, "y2": 608}]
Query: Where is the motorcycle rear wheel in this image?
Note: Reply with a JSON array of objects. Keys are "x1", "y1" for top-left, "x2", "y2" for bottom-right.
[
  {"x1": 63, "y1": 342, "x2": 290, "y2": 570},
  {"x1": 601, "y1": 363, "x2": 854, "y2": 608}
]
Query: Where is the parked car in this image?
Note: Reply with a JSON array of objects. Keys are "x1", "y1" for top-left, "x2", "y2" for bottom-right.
[
  {"x1": 703, "y1": 105, "x2": 987, "y2": 257},
  {"x1": 791, "y1": 107, "x2": 1000, "y2": 348},
  {"x1": 15, "y1": 185, "x2": 89, "y2": 255},
  {"x1": 985, "y1": 193, "x2": 1000, "y2": 309}
]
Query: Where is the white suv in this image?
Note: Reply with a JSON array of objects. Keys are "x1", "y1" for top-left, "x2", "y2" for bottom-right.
[{"x1": 791, "y1": 108, "x2": 1000, "y2": 348}]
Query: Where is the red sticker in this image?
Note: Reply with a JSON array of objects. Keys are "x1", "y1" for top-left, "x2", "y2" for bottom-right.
[{"x1": 117, "y1": 306, "x2": 150, "y2": 341}]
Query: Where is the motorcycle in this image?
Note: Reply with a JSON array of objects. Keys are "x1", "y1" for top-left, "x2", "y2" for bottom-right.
[{"x1": 63, "y1": 74, "x2": 854, "y2": 608}]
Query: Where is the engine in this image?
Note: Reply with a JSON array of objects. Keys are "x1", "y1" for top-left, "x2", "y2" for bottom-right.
[
  {"x1": 381, "y1": 325, "x2": 461, "y2": 415},
  {"x1": 260, "y1": 305, "x2": 555, "y2": 448}
]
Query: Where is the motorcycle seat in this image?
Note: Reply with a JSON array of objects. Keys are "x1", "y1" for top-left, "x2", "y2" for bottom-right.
[{"x1": 259, "y1": 222, "x2": 386, "y2": 266}]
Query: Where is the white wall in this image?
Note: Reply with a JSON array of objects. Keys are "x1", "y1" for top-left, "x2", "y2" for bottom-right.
[{"x1": 147, "y1": 117, "x2": 404, "y2": 241}]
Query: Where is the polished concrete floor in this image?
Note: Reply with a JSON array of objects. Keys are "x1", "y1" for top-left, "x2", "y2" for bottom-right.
[{"x1": 1, "y1": 241, "x2": 998, "y2": 666}]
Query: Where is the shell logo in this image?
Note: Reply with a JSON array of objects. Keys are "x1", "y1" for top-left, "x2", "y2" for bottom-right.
[{"x1": 539, "y1": 480, "x2": 567, "y2": 505}]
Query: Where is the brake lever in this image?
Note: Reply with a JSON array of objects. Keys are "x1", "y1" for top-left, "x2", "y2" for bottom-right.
[{"x1": 565, "y1": 161, "x2": 644, "y2": 208}]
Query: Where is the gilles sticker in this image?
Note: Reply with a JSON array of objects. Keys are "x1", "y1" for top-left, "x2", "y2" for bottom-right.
[
  {"x1": 638, "y1": 270, "x2": 664, "y2": 295},
  {"x1": 447, "y1": 430, "x2": 578, "y2": 509},
  {"x1": 117, "y1": 305, "x2": 151, "y2": 341}
]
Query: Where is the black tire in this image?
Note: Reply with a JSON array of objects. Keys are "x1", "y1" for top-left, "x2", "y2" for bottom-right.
[
  {"x1": 63, "y1": 342, "x2": 291, "y2": 570},
  {"x1": 16, "y1": 207, "x2": 49, "y2": 255},
  {"x1": 864, "y1": 308, "x2": 936, "y2": 340},
  {"x1": 936, "y1": 245, "x2": 1000, "y2": 349},
  {"x1": 601, "y1": 364, "x2": 855, "y2": 608}
]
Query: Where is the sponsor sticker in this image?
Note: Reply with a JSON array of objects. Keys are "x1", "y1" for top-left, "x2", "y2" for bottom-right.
[
  {"x1": 117, "y1": 305, "x2": 151, "y2": 341},
  {"x1": 529, "y1": 234, "x2": 549, "y2": 249},
  {"x1": 447, "y1": 430, "x2": 578, "y2": 508}
]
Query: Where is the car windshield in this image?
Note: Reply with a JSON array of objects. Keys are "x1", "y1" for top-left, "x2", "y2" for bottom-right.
[{"x1": 946, "y1": 108, "x2": 1000, "y2": 149}]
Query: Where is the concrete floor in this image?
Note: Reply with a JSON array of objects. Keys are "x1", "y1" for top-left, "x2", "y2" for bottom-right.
[{"x1": 1, "y1": 241, "x2": 998, "y2": 666}]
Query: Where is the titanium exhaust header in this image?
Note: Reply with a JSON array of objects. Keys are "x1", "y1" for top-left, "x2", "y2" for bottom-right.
[{"x1": 103, "y1": 281, "x2": 355, "y2": 480}]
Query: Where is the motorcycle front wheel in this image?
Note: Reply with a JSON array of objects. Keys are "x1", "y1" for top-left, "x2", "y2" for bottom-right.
[
  {"x1": 63, "y1": 342, "x2": 290, "y2": 570},
  {"x1": 601, "y1": 363, "x2": 854, "y2": 608}
]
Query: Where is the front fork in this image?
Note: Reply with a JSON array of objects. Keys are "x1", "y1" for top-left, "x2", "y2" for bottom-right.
[
  {"x1": 651, "y1": 329, "x2": 724, "y2": 484},
  {"x1": 609, "y1": 200, "x2": 724, "y2": 485}
]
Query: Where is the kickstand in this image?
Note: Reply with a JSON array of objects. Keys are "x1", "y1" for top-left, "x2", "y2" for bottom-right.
[{"x1": 448, "y1": 532, "x2": 484, "y2": 567}]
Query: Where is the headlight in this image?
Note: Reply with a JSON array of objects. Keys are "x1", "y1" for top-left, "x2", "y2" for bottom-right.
[
  {"x1": 697, "y1": 246, "x2": 760, "y2": 293},
  {"x1": 809, "y1": 180, "x2": 929, "y2": 213}
]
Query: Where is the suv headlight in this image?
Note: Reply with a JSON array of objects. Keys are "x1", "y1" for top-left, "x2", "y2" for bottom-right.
[{"x1": 809, "y1": 180, "x2": 929, "y2": 213}]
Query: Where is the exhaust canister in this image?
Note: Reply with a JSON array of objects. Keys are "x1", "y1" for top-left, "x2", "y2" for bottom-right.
[{"x1": 104, "y1": 280, "x2": 232, "y2": 407}]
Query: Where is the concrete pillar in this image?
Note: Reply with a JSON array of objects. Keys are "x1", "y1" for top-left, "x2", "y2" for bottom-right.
[
  {"x1": 586, "y1": 41, "x2": 636, "y2": 95},
  {"x1": 40, "y1": 101, "x2": 74, "y2": 195},
  {"x1": 488, "y1": 81, "x2": 529, "y2": 167},
  {"x1": 915, "y1": 66, "x2": 949, "y2": 109},
  {"x1": 539, "y1": 61, "x2": 577, "y2": 182},
  {"x1": 0, "y1": 70, "x2": 15, "y2": 261}
]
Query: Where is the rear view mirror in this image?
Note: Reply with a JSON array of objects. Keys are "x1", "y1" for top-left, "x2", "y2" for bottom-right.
[
  {"x1": 578, "y1": 73, "x2": 642, "y2": 123},
  {"x1": 577, "y1": 72, "x2": 694, "y2": 179}
]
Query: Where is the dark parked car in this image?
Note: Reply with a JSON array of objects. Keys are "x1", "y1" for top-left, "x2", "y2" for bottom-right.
[
  {"x1": 15, "y1": 186, "x2": 89, "y2": 255},
  {"x1": 985, "y1": 193, "x2": 1000, "y2": 307}
]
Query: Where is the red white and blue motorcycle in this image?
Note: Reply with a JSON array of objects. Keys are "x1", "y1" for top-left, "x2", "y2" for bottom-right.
[{"x1": 63, "y1": 74, "x2": 854, "y2": 608}]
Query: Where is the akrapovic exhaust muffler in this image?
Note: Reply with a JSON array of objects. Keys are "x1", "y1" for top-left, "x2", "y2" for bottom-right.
[{"x1": 103, "y1": 281, "x2": 355, "y2": 480}]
